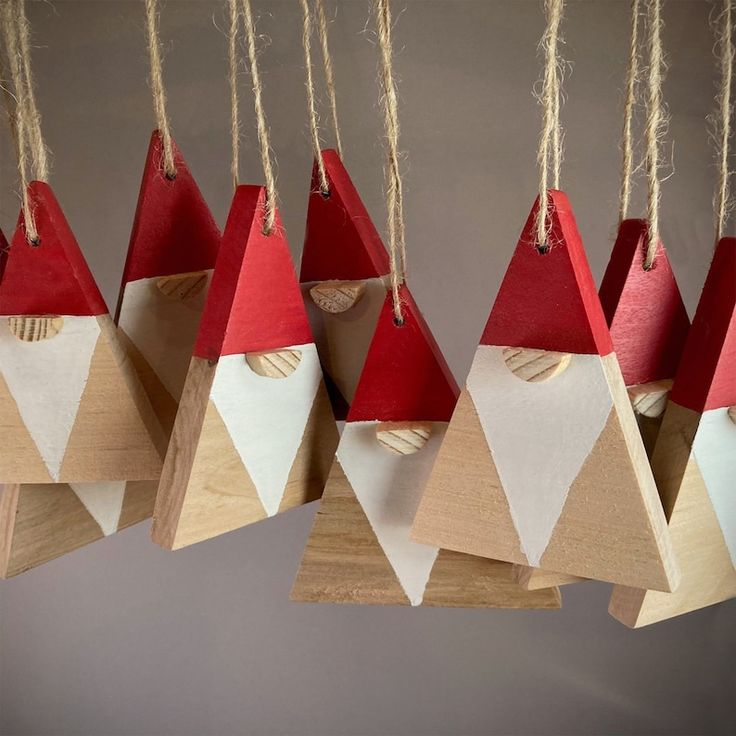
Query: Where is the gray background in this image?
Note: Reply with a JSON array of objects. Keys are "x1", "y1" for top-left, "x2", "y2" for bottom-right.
[{"x1": 0, "y1": 1, "x2": 734, "y2": 734}]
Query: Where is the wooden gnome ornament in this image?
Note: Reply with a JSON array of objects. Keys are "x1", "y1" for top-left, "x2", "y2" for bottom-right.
[
  {"x1": 412, "y1": 0, "x2": 677, "y2": 592},
  {"x1": 609, "y1": 237, "x2": 736, "y2": 626},
  {"x1": 116, "y1": 130, "x2": 221, "y2": 440},
  {"x1": 513, "y1": 221, "x2": 691, "y2": 592},
  {"x1": 0, "y1": 0, "x2": 163, "y2": 576},
  {"x1": 292, "y1": 287, "x2": 560, "y2": 609},
  {"x1": 294, "y1": 0, "x2": 560, "y2": 609},
  {"x1": 151, "y1": 0, "x2": 338, "y2": 550},
  {"x1": 298, "y1": 0, "x2": 391, "y2": 418}
]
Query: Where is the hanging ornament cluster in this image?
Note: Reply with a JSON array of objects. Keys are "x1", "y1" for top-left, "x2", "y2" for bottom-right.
[{"x1": 0, "y1": 0, "x2": 732, "y2": 629}]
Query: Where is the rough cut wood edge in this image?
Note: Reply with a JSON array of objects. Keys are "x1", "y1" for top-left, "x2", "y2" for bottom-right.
[
  {"x1": 309, "y1": 280, "x2": 367, "y2": 313},
  {"x1": 7, "y1": 316, "x2": 64, "y2": 341},
  {"x1": 728, "y1": 406, "x2": 736, "y2": 424},
  {"x1": 156, "y1": 271, "x2": 209, "y2": 303},
  {"x1": 502, "y1": 347, "x2": 572, "y2": 382},
  {"x1": 375, "y1": 421, "x2": 432, "y2": 455},
  {"x1": 512, "y1": 564, "x2": 586, "y2": 590},
  {"x1": 245, "y1": 349, "x2": 302, "y2": 378},
  {"x1": 628, "y1": 379, "x2": 673, "y2": 418}
]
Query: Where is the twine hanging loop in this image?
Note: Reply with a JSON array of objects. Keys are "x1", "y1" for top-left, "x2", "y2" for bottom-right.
[{"x1": 714, "y1": 0, "x2": 734, "y2": 242}]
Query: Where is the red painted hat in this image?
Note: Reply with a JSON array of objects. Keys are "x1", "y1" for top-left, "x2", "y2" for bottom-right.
[
  {"x1": 0, "y1": 182, "x2": 107, "y2": 316},
  {"x1": 599, "y1": 219, "x2": 690, "y2": 386},
  {"x1": 300, "y1": 150, "x2": 390, "y2": 282},
  {"x1": 670, "y1": 236, "x2": 736, "y2": 412},
  {"x1": 194, "y1": 185, "x2": 313, "y2": 360},
  {"x1": 481, "y1": 190, "x2": 613, "y2": 356},
  {"x1": 120, "y1": 131, "x2": 221, "y2": 286},
  {"x1": 348, "y1": 286, "x2": 459, "y2": 422}
]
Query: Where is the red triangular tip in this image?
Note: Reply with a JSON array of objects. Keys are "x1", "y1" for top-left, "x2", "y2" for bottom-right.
[
  {"x1": 0, "y1": 182, "x2": 107, "y2": 316},
  {"x1": 300, "y1": 149, "x2": 390, "y2": 282},
  {"x1": 120, "y1": 131, "x2": 221, "y2": 285},
  {"x1": 193, "y1": 185, "x2": 313, "y2": 359},
  {"x1": 480, "y1": 191, "x2": 613, "y2": 356},
  {"x1": 670, "y1": 236, "x2": 736, "y2": 412},
  {"x1": 348, "y1": 286, "x2": 459, "y2": 422},
  {"x1": 599, "y1": 219, "x2": 690, "y2": 386}
]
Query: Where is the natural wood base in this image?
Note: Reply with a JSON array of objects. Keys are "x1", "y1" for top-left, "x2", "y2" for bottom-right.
[{"x1": 512, "y1": 564, "x2": 585, "y2": 591}]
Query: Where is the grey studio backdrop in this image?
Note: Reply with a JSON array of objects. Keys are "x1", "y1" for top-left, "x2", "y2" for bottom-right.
[{"x1": 0, "y1": 1, "x2": 734, "y2": 735}]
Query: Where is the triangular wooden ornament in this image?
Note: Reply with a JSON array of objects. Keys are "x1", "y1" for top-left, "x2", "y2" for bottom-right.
[
  {"x1": 609, "y1": 236, "x2": 736, "y2": 627},
  {"x1": 515, "y1": 219, "x2": 691, "y2": 590},
  {"x1": 412, "y1": 191, "x2": 679, "y2": 591},
  {"x1": 291, "y1": 286, "x2": 561, "y2": 608},
  {"x1": 0, "y1": 182, "x2": 163, "y2": 484},
  {"x1": 151, "y1": 185, "x2": 339, "y2": 550},
  {"x1": 116, "y1": 131, "x2": 221, "y2": 440},
  {"x1": 300, "y1": 150, "x2": 391, "y2": 419}
]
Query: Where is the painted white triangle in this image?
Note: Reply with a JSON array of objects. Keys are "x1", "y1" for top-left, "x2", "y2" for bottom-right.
[
  {"x1": 117, "y1": 272, "x2": 212, "y2": 402},
  {"x1": 69, "y1": 481, "x2": 126, "y2": 536},
  {"x1": 467, "y1": 345, "x2": 612, "y2": 566},
  {"x1": 338, "y1": 421, "x2": 442, "y2": 606},
  {"x1": 692, "y1": 407, "x2": 736, "y2": 567},
  {"x1": 0, "y1": 316, "x2": 100, "y2": 481},
  {"x1": 302, "y1": 277, "x2": 386, "y2": 405},
  {"x1": 210, "y1": 343, "x2": 322, "y2": 517}
]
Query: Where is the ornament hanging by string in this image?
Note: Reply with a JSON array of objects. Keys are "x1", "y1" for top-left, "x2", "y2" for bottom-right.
[
  {"x1": 0, "y1": 0, "x2": 163, "y2": 577},
  {"x1": 411, "y1": 0, "x2": 679, "y2": 593},
  {"x1": 151, "y1": 0, "x2": 338, "y2": 550},
  {"x1": 116, "y1": 0, "x2": 221, "y2": 441},
  {"x1": 291, "y1": 0, "x2": 561, "y2": 609},
  {"x1": 610, "y1": 0, "x2": 736, "y2": 627},
  {"x1": 516, "y1": 0, "x2": 690, "y2": 593},
  {"x1": 298, "y1": 0, "x2": 391, "y2": 419}
]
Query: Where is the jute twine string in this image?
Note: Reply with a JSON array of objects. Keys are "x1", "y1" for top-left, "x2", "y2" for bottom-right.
[
  {"x1": 228, "y1": 0, "x2": 241, "y2": 190},
  {"x1": 643, "y1": 0, "x2": 666, "y2": 269},
  {"x1": 300, "y1": 0, "x2": 329, "y2": 194},
  {"x1": 240, "y1": 0, "x2": 277, "y2": 234},
  {"x1": 535, "y1": 0, "x2": 564, "y2": 249},
  {"x1": 375, "y1": 0, "x2": 407, "y2": 324},
  {"x1": 714, "y1": 0, "x2": 734, "y2": 242},
  {"x1": 619, "y1": 0, "x2": 641, "y2": 224},
  {"x1": 144, "y1": 0, "x2": 176, "y2": 178},
  {"x1": 315, "y1": 0, "x2": 343, "y2": 159},
  {"x1": 0, "y1": 0, "x2": 48, "y2": 243}
]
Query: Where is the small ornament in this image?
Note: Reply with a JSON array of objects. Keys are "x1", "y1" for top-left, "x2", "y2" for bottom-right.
[
  {"x1": 609, "y1": 237, "x2": 736, "y2": 626},
  {"x1": 300, "y1": 150, "x2": 391, "y2": 418},
  {"x1": 291, "y1": 287, "x2": 561, "y2": 609},
  {"x1": 411, "y1": 192, "x2": 679, "y2": 592},
  {"x1": 151, "y1": 185, "x2": 339, "y2": 550}
]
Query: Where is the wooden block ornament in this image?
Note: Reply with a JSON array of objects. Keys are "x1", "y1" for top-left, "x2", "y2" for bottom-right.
[
  {"x1": 300, "y1": 150, "x2": 391, "y2": 419},
  {"x1": 516, "y1": 218, "x2": 690, "y2": 591},
  {"x1": 609, "y1": 237, "x2": 736, "y2": 626},
  {"x1": 411, "y1": 191, "x2": 679, "y2": 592},
  {"x1": 151, "y1": 185, "x2": 339, "y2": 550},
  {"x1": 291, "y1": 286, "x2": 561, "y2": 609},
  {"x1": 116, "y1": 131, "x2": 221, "y2": 440}
]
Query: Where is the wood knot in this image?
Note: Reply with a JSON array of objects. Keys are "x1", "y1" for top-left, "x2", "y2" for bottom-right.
[
  {"x1": 245, "y1": 349, "x2": 302, "y2": 378},
  {"x1": 502, "y1": 348, "x2": 572, "y2": 382},
  {"x1": 375, "y1": 422, "x2": 432, "y2": 455},
  {"x1": 728, "y1": 406, "x2": 736, "y2": 425},
  {"x1": 8, "y1": 315, "x2": 64, "y2": 341},
  {"x1": 156, "y1": 271, "x2": 208, "y2": 302},
  {"x1": 627, "y1": 380, "x2": 672, "y2": 418},
  {"x1": 309, "y1": 281, "x2": 366, "y2": 313}
]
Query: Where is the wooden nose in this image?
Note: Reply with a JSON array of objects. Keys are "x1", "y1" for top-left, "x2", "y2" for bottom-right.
[
  {"x1": 502, "y1": 347, "x2": 572, "y2": 382},
  {"x1": 7, "y1": 315, "x2": 64, "y2": 341},
  {"x1": 245, "y1": 349, "x2": 302, "y2": 378},
  {"x1": 309, "y1": 280, "x2": 366, "y2": 313},
  {"x1": 376, "y1": 421, "x2": 432, "y2": 455}
]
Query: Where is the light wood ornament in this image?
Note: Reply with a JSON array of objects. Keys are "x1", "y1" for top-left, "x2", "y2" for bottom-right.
[
  {"x1": 503, "y1": 348, "x2": 571, "y2": 382},
  {"x1": 309, "y1": 280, "x2": 366, "y2": 313},
  {"x1": 411, "y1": 192, "x2": 679, "y2": 592},
  {"x1": 246, "y1": 349, "x2": 302, "y2": 378},
  {"x1": 376, "y1": 421, "x2": 432, "y2": 455}
]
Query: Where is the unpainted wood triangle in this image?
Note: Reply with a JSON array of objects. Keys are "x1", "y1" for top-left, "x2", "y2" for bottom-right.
[{"x1": 412, "y1": 191, "x2": 678, "y2": 592}]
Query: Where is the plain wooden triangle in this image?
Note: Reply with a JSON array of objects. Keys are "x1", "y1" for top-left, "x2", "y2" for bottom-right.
[
  {"x1": 609, "y1": 404, "x2": 736, "y2": 627},
  {"x1": 0, "y1": 482, "x2": 104, "y2": 578},
  {"x1": 291, "y1": 459, "x2": 412, "y2": 605},
  {"x1": 300, "y1": 150, "x2": 390, "y2": 282}
]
